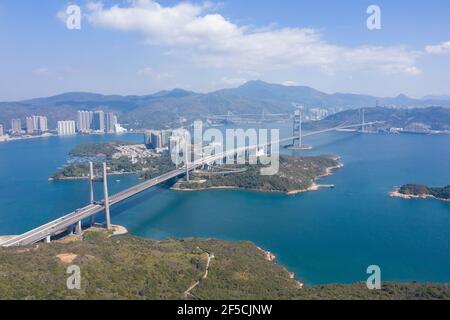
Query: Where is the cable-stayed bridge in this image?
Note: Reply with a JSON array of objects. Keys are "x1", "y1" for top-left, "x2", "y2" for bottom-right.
[{"x1": 0, "y1": 121, "x2": 380, "y2": 247}]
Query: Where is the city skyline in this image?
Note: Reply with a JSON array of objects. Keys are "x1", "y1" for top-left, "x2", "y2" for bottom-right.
[{"x1": 0, "y1": 109, "x2": 122, "y2": 138}]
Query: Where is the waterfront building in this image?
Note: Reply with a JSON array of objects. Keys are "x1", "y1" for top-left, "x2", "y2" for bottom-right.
[
  {"x1": 114, "y1": 123, "x2": 127, "y2": 133},
  {"x1": 57, "y1": 120, "x2": 76, "y2": 136},
  {"x1": 25, "y1": 116, "x2": 48, "y2": 134},
  {"x1": 106, "y1": 112, "x2": 118, "y2": 133},
  {"x1": 26, "y1": 117, "x2": 34, "y2": 134},
  {"x1": 161, "y1": 130, "x2": 172, "y2": 147},
  {"x1": 38, "y1": 116, "x2": 48, "y2": 132},
  {"x1": 93, "y1": 111, "x2": 105, "y2": 132},
  {"x1": 144, "y1": 130, "x2": 152, "y2": 147},
  {"x1": 151, "y1": 131, "x2": 163, "y2": 149},
  {"x1": 11, "y1": 119, "x2": 21, "y2": 134},
  {"x1": 77, "y1": 110, "x2": 93, "y2": 132},
  {"x1": 0, "y1": 124, "x2": 4, "y2": 136},
  {"x1": 144, "y1": 130, "x2": 165, "y2": 149}
]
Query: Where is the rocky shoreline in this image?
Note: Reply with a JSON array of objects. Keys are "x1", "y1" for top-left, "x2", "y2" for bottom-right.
[{"x1": 389, "y1": 190, "x2": 450, "y2": 202}]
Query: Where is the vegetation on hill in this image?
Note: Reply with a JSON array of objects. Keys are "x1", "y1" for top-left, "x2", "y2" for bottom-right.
[
  {"x1": 175, "y1": 155, "x2": 340, "y2": 194},
  {"x1": 51, "y1": 141, "x2": 175, "y2": 180},
  {"x1": 398, "y1": 184, "x2": 450, "y2": 200},
  {"x1": 51, "y1": 156, "x2": 175, "y2": 180},
  {"x1": 69, "y1": 141, "x2": 135, "y2": 159},
  {"x1": 0, "y1": 231, "x2": 448, "y2": 300}
]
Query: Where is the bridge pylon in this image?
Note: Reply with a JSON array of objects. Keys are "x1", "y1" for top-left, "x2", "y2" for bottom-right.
[
  {"x1": 103, "y1": 162, "x2": 111, "y2": 230},
  {"x1": 89, "y1": 162, "x2": 95, "y2": 226},
  {"x1": 293, "y1": 106, "x2": 302, "y2": 147},
  {"x1": 185, "y1": 139, "x2": 190, "y2": 182},
  {"x1": 289, "y1": 105, "x2": 312, "y2": 150}
]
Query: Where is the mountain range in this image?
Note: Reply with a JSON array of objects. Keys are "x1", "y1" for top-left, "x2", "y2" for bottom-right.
[{"x1": 1, "y1": 80, "x2": 449, "y2": 129}]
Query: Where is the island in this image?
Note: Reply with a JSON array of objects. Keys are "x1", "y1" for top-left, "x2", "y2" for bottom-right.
[
  {"x1": 390, "y1": 184, "x2": 450, "y2": 202},
  {"x1": 173, "y1": 154, "x2": 343, "y2": 195},
  {"x1": 0, "y1": 229, "x2": 448, "y2": 300}
]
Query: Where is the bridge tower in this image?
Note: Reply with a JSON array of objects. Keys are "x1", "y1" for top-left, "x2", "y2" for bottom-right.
[
  {"x1": 185, "y1": 139, "x2": 190, "y2": 182},
  {"x1": 292, "y1": 105, "x2": 303, "y2": 147},
  {"x1": 89, "y1": 162, "x2": 95, "y2": 226},
  {"x1": 103, "y1": 162, "x2": 111, "y2": 229}
]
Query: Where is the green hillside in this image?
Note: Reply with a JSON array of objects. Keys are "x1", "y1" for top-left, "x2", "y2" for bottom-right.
[{"x1": 0, "y1": 231, "x2": 448, "y2": 300}]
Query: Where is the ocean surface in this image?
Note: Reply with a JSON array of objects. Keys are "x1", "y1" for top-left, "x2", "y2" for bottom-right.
[{"x1": 0, "y1": 129, "x2": 449, "y2": 285}]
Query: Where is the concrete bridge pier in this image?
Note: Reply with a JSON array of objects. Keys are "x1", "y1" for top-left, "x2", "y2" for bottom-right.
[
  {"x1": 45, "y1": 235, "x2": 51, "y2": 243},
  {"x1": 75, "y1": 220, "x2": 82, "y2": 236},
  {"x1": 89, "y1": 161, "x2": 96, "y2": 226}
]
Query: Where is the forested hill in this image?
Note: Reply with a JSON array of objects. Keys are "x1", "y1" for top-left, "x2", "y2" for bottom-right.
[{"x1": 0, "y1": 231, "x2": 448, "y2": 300}]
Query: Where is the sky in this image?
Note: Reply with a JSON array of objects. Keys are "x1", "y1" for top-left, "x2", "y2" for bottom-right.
[{"x1": 0, "y1": 0, "x2": 449, "y2": 100}]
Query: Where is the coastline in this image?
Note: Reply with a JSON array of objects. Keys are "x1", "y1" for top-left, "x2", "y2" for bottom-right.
[
  {"x1": 389, "y1": 190, "x2": 450, "y2": 202},
  {"x1": 255, "y1": 246, "x2": 304, "y2": 289}
]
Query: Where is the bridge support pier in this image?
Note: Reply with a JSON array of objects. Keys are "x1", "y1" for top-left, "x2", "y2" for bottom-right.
[
  {"x1": 103, "y1": 162, "x2": 111, "y2": 230},
  {"x1": 45, "y1": 235, "x2": 51, "y2": 243},
  {"x1": 75, "y1": 220, "x2": 82, "y2": 236},
  {"x1": 89, "y1": 161, "x2": 95, "y2": 226}
]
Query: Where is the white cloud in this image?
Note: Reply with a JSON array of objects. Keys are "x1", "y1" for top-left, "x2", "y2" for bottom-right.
[
  {"x1": 84, "y1": 0, "x2": 422, "y2": 76},
  {"x1": 425, "y1": 41, "x2": 450, "y2": 55},
  {"x1": 282, "y1": 81, "x2": 300, "y2": 86}
]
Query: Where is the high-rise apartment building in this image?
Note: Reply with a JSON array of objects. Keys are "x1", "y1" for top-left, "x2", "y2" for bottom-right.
[
  {"x1": 11, "y1": 119, "x2": 21, "y2": 134},
  {"x1": 26, "y1": 117, "x2": 34, "y2": 134},
  {"x1": 105, "y1": 112, "x2": 118, "y2": 133},
  {"x1": 0, "y1": 124, "x2": 4, "y2": 136},
  {"x1": 77, "y1": 110, "x2": 93, "y2": 132},
  {"x1": 92, "y1": 111, "x2": 105, "y2": 132},
  {"x1": 38, "y1": 116, "x2": 48, "y2": 132},
  {"x1": 57, "y1": 120, "x2": 76, "y2": 136},
  {"x1": 26, "y1": 115, "x2": 48, "y2": 134}
]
